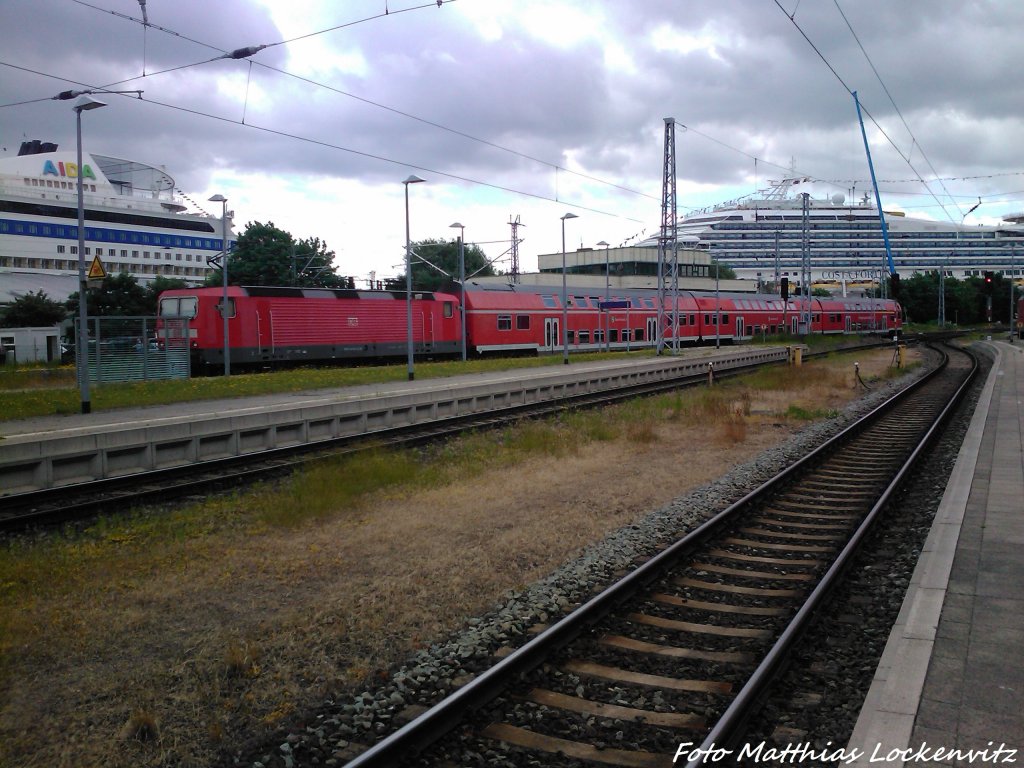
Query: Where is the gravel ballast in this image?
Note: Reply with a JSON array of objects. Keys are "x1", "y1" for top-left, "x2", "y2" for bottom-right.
[{"x1": 227, "y1": 345, "x2": 971, "y2": 768}]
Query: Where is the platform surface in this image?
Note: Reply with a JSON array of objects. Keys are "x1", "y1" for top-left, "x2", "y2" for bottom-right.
[
  {"x1": 0, "y1": 346, "x2": 752, "y2": 441},
  {"x1": 848, "y1": 340, "x2": 1024, "y2": 765}
]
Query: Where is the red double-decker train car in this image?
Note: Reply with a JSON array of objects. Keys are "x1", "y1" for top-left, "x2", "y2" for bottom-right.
[
  {"x1": 461, "y1": 281, "x2": 901, "y2": 353},
  {"x1": 157, "y1": 283, "x2": 901, "y2": 373}
]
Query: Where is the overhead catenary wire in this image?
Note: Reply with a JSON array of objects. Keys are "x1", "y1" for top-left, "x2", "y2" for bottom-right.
[
  {"x1": 0, "y1": 59, "x2": 644, "y2": 224},
  {"x1": 772, "y1": 0, "x2": 962, "y2": 224},
  {"x1": 65, "y1": 0, "x2": 659, "y2": 203},
  {"x1": 830, "y1": 0, "x2": 960, "y2": 222}
]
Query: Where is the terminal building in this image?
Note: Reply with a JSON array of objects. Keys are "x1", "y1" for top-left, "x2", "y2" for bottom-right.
[{"x1": 478, "y1": 243, "x2": 753, "y2": 294}]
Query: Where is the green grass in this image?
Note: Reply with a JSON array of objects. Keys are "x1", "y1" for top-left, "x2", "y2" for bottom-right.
[
  {"x1": 786, "y1": 404, "x2": 839, "y2": 420},
  {"x1": 0, "y1": 350, "x2": 653, "y2": 422}
]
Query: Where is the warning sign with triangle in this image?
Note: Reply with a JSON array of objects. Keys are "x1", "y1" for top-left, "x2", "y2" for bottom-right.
[{"x1": 87, "y1": 255, "x2": 107, "y2": 280}]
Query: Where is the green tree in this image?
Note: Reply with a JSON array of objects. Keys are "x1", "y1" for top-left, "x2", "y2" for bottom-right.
[
  {"x1": 65, "y1": 272, "x2": 151, "y2": 317},
  {"x1": 143, "y1": 276, "x2": 189, "y2": 314},
  {"x1": 207, "y1": 221, "x2": 347, "y2": 288},
  {"x1": 895, "y1": 272, "x2": 939, "y2": 324},
  {"x1": 1, "y1": 290, "x2": 67, "y2": 327},
  {"x1": 388, "y1": 238, "x2": 495, "y2": 292},
  {"x1": 710, "y1": 260, "x2": 737, "y2": 280}
]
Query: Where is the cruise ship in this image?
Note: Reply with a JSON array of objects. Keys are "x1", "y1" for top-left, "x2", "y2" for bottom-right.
[
  {"x1": 0, "y1": 140, "x2": 230, "y2": 303},
  {"x1": 643, "y1": 178, "x2": 1024, "y2": 288}
]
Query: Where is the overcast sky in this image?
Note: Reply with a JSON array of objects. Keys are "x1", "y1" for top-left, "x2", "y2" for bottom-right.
[{"x1": 2, "y1": 0, "x2": 1022, "y2": 284}]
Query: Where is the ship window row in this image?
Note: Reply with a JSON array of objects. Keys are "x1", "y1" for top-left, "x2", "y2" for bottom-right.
[
  {"x1": 708, "y1": 233, "x2": 1003, "y2": 244},
  {"x1": 0, "y1": 219, "x2": 226, "y2": 251},
  {"x1": 715, "y1": 222, "x2": 1008, "y2": 240},
  {"x1": 24, "y1": 177, "x2": 98, "y2": 193},
  {"x1": 0, "y1": 254, "x2": 211, "y2": 277}
]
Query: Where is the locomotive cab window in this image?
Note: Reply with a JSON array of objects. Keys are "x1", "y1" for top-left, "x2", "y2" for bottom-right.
[
  {"x1": 443, "y1": 302, "x2": 454, "y2": 318},
  {"x1": 159, "y1": 296, "x2": 198, "y2": 319},
  {"x1": 218, "y1": 298, "x2": 236, "y2": 319}
]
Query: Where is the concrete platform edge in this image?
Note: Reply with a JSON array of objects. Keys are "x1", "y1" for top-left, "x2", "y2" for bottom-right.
[{"x1": 844, "y1": 344, "x2": 1000, "y2": 767}]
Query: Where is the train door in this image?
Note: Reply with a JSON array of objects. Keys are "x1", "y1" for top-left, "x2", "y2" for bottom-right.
[
  {"x1": 646, "y1": 317, "x2": 658, "y2": 347},
  {"x1": 256, "y1": 305, "x2": 273, "y2": 357},
  {"x1": 791, "y1": 315, "x2": 800, "y2": 334},
  {"x1": 845, "y1": 315, "x2": 852, "y2": 333},
  {"x1": 422, "y1": 306, "x2": 434, "y2": 351},
  {"x1": 544, "y1": 318, "x2": 559, "y2": 352}
]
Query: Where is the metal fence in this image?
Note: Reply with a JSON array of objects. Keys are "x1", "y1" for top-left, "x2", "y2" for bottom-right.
[{"x1": 74, "y1": 316, "x2": 190, "y2": 383}]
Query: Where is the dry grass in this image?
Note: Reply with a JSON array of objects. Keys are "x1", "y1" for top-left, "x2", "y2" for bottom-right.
[{"x1": 0, "y1": 348, "x2": 916, "y2": 768}]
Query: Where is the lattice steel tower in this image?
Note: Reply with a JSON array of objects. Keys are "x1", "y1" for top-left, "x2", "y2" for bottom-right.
[
  {"x1": 509, "y1": 215, "x2": 523, "y2": 284},
  {"x1": 657, "y1": 117, "x2": 679, "y2": 355}
]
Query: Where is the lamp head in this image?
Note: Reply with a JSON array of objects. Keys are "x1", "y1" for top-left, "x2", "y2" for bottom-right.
[
  {"x1": 597, "y1": 240, "x2": 609, "y2": 247},
  {"x1": 208, "y1": 194, "x2": 227, "y2": 203},
  {"x1": 449, "y1": 222, "x2": 464, "y2": 230},
  {"x1": 561, "y1": 212, "x2": 578, "y2": 221},
  {"x1": 403, "y1": 175, "x2": 426, "y2": 185},
  {"x1": 72, "y1": 94, "x2": 107, "y2": 113}
]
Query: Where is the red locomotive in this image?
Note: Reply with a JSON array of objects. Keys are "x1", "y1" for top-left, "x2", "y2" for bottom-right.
[
  {"x1": 157, "y1": 283, "x2": 902, "y2": 373},
  {"x1": 157, "y1": 286, "x2": 460, "y2": 371}
]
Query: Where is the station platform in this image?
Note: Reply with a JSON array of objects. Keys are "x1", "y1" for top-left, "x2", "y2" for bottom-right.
[
  {"x1": 1, "y1": 346, "x2": 788, "y2": 496},
  {"x1": 848, "y1": 340, "x2": 1024, "y2": 764}
]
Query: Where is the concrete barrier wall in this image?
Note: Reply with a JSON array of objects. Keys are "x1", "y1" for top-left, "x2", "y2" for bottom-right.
[{"x1": 0, "y1": 348, "x2": 788, "y2": 496}]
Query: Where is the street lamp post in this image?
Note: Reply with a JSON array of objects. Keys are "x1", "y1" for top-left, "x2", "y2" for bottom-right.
[
  {"x1": 208, "y1": 194, "x2": 230, "y2": 375},
  {"x1": 597, "y1": 240, "x2": 610, "y2": 351},
  {"x1": 715, "y1": 260, "x2": 721, "y2": 349},
  {"x1": 403, "y1": 175, "x2": 425, "y2": 381},
  {"x1": 1009, "y1": 245, "x2": 1016, "y2": 343},
  {"x1": 450, "y1": 222, "x2": 466, "y2": 361},
  {"x1": 560, "y1": 213, "x2": 578, "y2": 364},
  {"x1": 73, "y1": 94, "x2": 107, "y2": 414}
]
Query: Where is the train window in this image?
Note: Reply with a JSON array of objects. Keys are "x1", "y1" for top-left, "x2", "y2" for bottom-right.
[
  {"x1": 541, "y1": 295, "x2": 557, "y2": 308},
  {"x1": 704, "y1": 314, "x2": 711, "y2": 325},
  {"x1": 594, "y1": 329, "x2": 604, "y2": 343},
  {"x1": 159, "y1": 296, "x2": 198, "y2": 319},
  {"x1": 690, "y1": 314, "x2": 696, "y2": 324},
  {"x1": 444, "y1": 302, "x2": 453, "y2": 318},
  {"x1": 497, "y1": 315, "x2": 512, "y2": 331},
  {"x1": 568, "y1": 331, "x2": 576, "y2": 344},
  {"x1": 516, "y1": 315, "x2": 530, "y2": 330},
  {"x1": 679, "y1": 314, "x2": 687, "y2": 326},
  {"x1": 609, "y1": 329, "x2": 619, "y2": 342},
  {"x1": 635, "y1": 328, "x2": 645, "y2": 341},
  {"x1": 578, "y1": 330, "x2": 590, "y2": 344},
  {"x1": 217, "y1": 298, "x2": 235, "y2": 319},
  {"x1": 722, "y1": 314, "x2": 729, "y2": 324},
  {"x1": 572, "y1": 296, "x2": 588, "y2": 308},
  {"x1": 621, "y1": 330, "x2": 631, "y2": 342}
]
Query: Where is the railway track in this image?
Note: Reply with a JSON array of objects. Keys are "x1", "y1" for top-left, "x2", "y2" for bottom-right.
[
  {"x1": 0, "y1": 347, "x2": 858, "y2": 532},
  {"x1": 337, "y1": 342, "x2": 977, "y2": 767}
]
